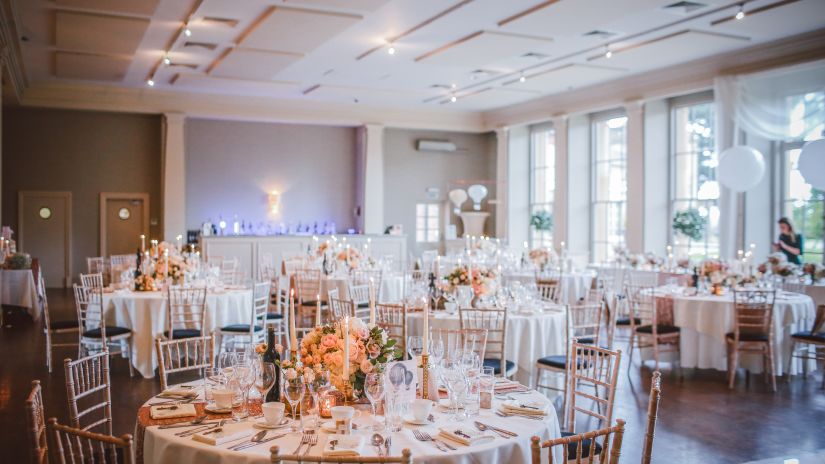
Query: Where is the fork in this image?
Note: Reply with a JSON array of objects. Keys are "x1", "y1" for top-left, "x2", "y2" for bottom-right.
[
  {"x1": 412, "y1": 430, "x2": 445, "y2": 452},
  {"x1": 302, "y1": 434, "x2": 318, "y2": 456},
  {"x1": 412, "y1": 430, "x2": 456, "y2": 451},
  {"x1": 293, "y1": 433, "x2": 311, "y2": 455},
  {"x1": 495, "y1": 411, "x2": 543, "y2": 421}
]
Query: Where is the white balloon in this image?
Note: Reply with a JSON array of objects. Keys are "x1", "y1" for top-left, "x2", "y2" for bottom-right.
[
  {"x1": 467, "y1": 184, "x2": 488, "y2": 211},
  {"x1": 717, "y1": 145, "x2": 765, "y2": 192},
  {"x1": 798, "y1": 139, "x2": 825, "y2": 190},
  {"x1": 448, "y1": 189, "x2": 467, "y2": 214}
]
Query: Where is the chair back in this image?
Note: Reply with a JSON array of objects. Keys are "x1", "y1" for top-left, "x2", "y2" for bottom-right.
[
  {"x1": 537, "y1": 279, "x2": 561, "y2": 303},
  {"x1": 271, "y1": 445, "x2": 411, "y2": 463},
  {"x1": 810, "y1": 304, "x2": 825, "y2": 335},
  {"x1": 109, "y1": 254, "x2": 136, "y2": 283},
  {"x1": 731, "y1": 289, "x2": 775, "y2": 340},
  {"x1": 80, "y1": 273, "x2": 104, "y2": 290},
  {"x1": 155, "y1": 334, "x2": 215, "y2": 390},
  {"x1": 220, "y1": 258, "x2": 240, "y2": 286},
  {"x1": 327, "y1": 287, "x2": 340, "y2": 301},
  {"x1": 530, "y1": 419, "x2": 626, "y2": 464},
  {"x1": 351, "y1": 269, "x2": 383, "y2": 287},
  {"x1": 47, "y1": 418, "x2": 133, "y2": 464},
  {"x1": 166, "y1": 286, "x2": 208, "y2": 337},
  {"x1": 251, "y1": 281, "x2": 271, "y2": 343},
  {"x1": 26, "y1": 380, "x2": 48, "y2": 464},
  {"x1": 295, "y1": 270, "x2": 322, "y2": 304},
  {"x1": 375, "y1": 303, "x2": 406, "y2": 359},
  {"x1": 459, "y1": 307, "x2": 507, "y2": 369},
  {"x1": 566, "y1": 342, "x2": 622, "y2": 432},
  {"x1": 624, "y1": 283, "x2": 659, "y2": 328},
  {"x1": 348, "y1": 283, "x2": 371, "y2": 319},
  {"x1": 64, "y1": 351, "x2": 113, "y2": 435},
  {"x1": 432, "y1": 328, "x2": 488, "y2": 361},
  {"x1": 628, "y1": 270, "x2": 659, "y2": 288},
  {"x1": 73, "y1": 284, "x2": 105, "y2": 338},
  {"x1": 641, "y1": 371, "x2": 662, "y2": 464},
  {"x1": 86, "y1": 258, "x2": 110, "y2": 286},
  {"x1": 566, "y1": 301, "x2": 602, "y2": 348},
  {"x1": 328, "y1": 298, "x2": 355, "y2": 323}
]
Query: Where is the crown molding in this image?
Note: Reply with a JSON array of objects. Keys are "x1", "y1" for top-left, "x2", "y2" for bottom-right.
[
  {"x1": 481, "y1": 28, "x2": 825, "y2": 130},
  {"x1": 0, "y1": 0, "x2": 27, "y2": 102}
]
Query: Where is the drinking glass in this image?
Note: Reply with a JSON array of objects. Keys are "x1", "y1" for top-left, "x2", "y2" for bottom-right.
[
  {"x1": 218, "y1": 352, "x2": 237, "y2": 379},
  {"x1": 429, "y1": 337, "x2": 444, "y2": 365},
  {"x1": 364, "y1": 373, "x2": 385, "y2": 431},
  {"x1": 254, "y1": 362, "x2": 277, "y2": 402},
  {"x1": 302, "y1": 380, "x2": 320, "y2": 431},
  {"x1": 384, "y1": 394, "x2": 405, "y2": 432},
  {"x1": 282, "y1": 377, "x2": 305, "y2": 432},
  {"x1": 407, "y1": 335, "x2": 424, "y2": 359},
  {"x1": 465, "y1": 376, "x2": 480, "y2": 417},
  {"x1": 478, "y1": 369, "x2": 495, "y2": 409},
  {"x1": 229, "y1": 378, "x2": 246, "y2": 422},
  {"x1": 233, "y1": 363, "x2": 255, "y2": 418},
  {"x1": 440, "y1": 359, "x2": 467, "y2": 421},
  {"x1": 203, "y1": 367, "x2": 221, "y2": 404}
]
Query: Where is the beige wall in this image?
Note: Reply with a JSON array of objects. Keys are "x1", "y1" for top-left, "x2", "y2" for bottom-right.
[
  {"x1": 2, "y1": 107, "x2": 162, "y2": 282},
  {"x1": 383, "y1": 128, "x2": 496, "y2": 256},
  {"x1": 185, "y1": 118, "x2": 358, "y2": 233}
]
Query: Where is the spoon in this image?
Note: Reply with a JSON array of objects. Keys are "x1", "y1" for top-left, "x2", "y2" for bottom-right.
[
  {"x1": 371, "y1": 433, "x2": 385, "y2": 456},
  {"x1": 329, "y1": 439, "x2": 338, "y2": 451},
  {"x1": 159, "y1": 415, "x2": 208, "y2": 429}
]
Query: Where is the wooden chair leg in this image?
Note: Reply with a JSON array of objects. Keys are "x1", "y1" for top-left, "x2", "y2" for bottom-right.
[
  {"x1": 728, "y1": 342, "x2": 739, "y2": 390},
  {"x1": 653, "y1": 338, "x2": 660, "y2": 372},
  {"x1": 767, "y1": 342, "x2": 776, "y2": 392},
  {"x1": 127, "y1": 338, "x2": 135, "y2": 377},
  {"x1": 786, "y1": 340, "x2": 795, "y2": 383}
]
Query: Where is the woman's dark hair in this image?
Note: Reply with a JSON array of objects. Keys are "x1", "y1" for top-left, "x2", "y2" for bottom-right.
[{"x1": 778, "y1": 217, "x2": 796, "y2": 241}]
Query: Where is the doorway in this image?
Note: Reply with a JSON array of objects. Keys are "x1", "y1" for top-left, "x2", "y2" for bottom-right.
[
  {"x1": 18, "y1": 191, "x2": 72, "y2": 288},
  {"x1": 100, "y1": 193, "x2": 149, "y2": 257}
]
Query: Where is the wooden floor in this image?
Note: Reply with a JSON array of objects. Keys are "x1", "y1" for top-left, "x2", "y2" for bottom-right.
[{"x1": 1, "y1": 289, "x2": 824, "y2": 463}]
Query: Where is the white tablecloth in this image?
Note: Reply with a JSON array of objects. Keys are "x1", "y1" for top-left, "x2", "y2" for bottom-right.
[
  {"x1": 320, "y1": 275, "x2": 404, "y2": 303},
  {"x1": 140, "y1": 388, "x2": 562, "y2": 464},
  {"x1": 0, "y1": 269, "x2": 40, "y2": 320},
  {"x1": 664, "y1": 290, "x2": 816, "y2": 375},
  {"x1": 504, "y1": 271, "x2": 595, "y2": 303},
  {"x1": 796, "y1": 284, "x2": 825, "y2": 308},
  {"x1": 588, "y1": 265, "x2": 689, "y2": 293},
  {"x1": 407, "y1": 308, "x2": 567, "y2": 387},
  {"x1": 102, "y1": 289, "x2": 252, "y2": 378}
]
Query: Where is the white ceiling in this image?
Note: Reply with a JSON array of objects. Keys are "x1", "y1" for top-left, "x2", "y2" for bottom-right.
[{"x1": 10, "y1": 0, "x2": 825, "y2": 112}]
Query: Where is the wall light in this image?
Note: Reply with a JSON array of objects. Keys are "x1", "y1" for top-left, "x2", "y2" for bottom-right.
[{"x1": 268, "y1": 191, "x2": 282, "y2": 214}]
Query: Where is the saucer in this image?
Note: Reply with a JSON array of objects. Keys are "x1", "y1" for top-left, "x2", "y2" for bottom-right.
[
  {"x1": 203, "y1": 404, "x2": 232, "y2": 414},
  {"x1": 252, "y1": 417, "x2": 289, "y2": 429},
  {"x1": 320, "y1": 420, "x2": 337, "y2": 433},
  {"x1": 402, "y1": 414, "x2": 429, "y2": 425}
]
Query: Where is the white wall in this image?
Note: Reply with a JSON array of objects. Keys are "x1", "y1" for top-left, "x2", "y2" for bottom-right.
[
  {"x1": 644, "y1": 99, "x2": 670, "y2": 254},
  {"x1": 743, "y1": 132, "x2": 774, "y2": 262},
  {"x1": 567, "y1": 115, "x2": 591, "y2": 258}
]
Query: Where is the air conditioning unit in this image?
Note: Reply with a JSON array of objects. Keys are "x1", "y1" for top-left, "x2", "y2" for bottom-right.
[{"x1": 416, "y1": 140, "x2": 457, "y2": 152}]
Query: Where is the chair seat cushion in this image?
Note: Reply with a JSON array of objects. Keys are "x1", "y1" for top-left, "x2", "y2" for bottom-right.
[
  {"x1": 266, "y1": 313, "x2": 284, "y2": 320},
  {"x1": 637, "y1": 324, "x2": 680, "y2": 334},
  {"x1": 50, "y1": 320, "x2": 79, "y2": 330},
  {"x1": 300, "y1": 300, "x2": 319, "y2": 307},
  {"x1": 562, "y1": 432, "x2": 603, "y2": 460},
  {"x1": 791, "y1": 332, "x2": 825, "y2": 343},
  {"x1": 221, "y1": 324, "x2": 263, "y2": 333},
  {"x1": 725, "y1": 332, "x2": 769, "y2": 342},
  {"x1": 537, "y1": 355, "x2": 567, "y2": 369},
  {"x1": 482, "y1": 358, "x2": 516, "y2": 375},
  {"x1": 82, "y1": 326, "x2": 131, "y2": 338},
  {"x1": 576, "y1": 337, "x2": 595, "y2": 345},
  {"x1": 616, "y1": 317, "x2": 641, "y2": 326},
  {"x1": 357, "y1": 302, "x2": 370, "y2": 308},
  {"x1": 164, "y1": 329, "x2": 202, "y2": 339}
]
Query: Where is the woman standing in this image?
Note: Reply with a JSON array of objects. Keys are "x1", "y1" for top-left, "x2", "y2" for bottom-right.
[{"x1": 773, "y1": 217, "x2": 803, "y2": 264}]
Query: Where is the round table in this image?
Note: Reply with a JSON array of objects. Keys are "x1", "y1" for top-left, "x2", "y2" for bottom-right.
[
  {"x1": 406, "y1": 308, "x2": 566, "y2": 387},
  {"x1": 0, "y1": 269, "x2": 40, "y2": 320},
  {"x1": 504, "y1": 271, "x2": 595, "y2": 303},
  {"x1": 650, "y1": 288, "x2": 816, "y2": 375},
  {"x1": 102, "y1": 288, "x2": 252, "y2": 378},
  {"x1": 137, "y1": 386, "x2": 562, "y2": 464}
]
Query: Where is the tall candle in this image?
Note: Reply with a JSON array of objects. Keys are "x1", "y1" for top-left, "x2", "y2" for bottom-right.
[
  {"x1": 346, "y1": 244, "x2": 351, "y2": 266},
  {"x1": 289, "y1": 289, "x2": 298, "y2": 352},
  {"x1": 140, "y1": 235, "x2": 145, "y2": 252},
  {"x1": 315, "y1": 294, "x2": 322, "y2": 326},
  {"x1": 343, "y1": 316, "x2": 350, "y2": 379},
  {"x1": 368, "y1": 278, "x2": 376, "y2": 325},
  {"x1": 176, "y1": 234, "x2": 182, "y2": 251},
  {"x1": 422, "y1": 301, "x2": 429, "y2": 356}
]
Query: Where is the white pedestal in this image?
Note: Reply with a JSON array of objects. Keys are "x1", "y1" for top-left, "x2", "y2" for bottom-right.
[{"x1": 459, "y1": 212, "x2": 490, "y2": 237}]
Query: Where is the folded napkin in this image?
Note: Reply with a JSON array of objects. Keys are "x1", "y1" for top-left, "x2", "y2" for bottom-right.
[
  {"x1": 149, "y1": 403, "x2": 197, "y2": 420},
  {"x1": 157, "y1": 387, "x2": 199, "y2": 399},
  {"x1": 494, "y1": 379, "x2": 528, "y2": 393},
  {"x1": 500, "y1": 399, "x2": 549, "y2": 416},
  {"x1": 191, "y1": 424, "x2": 254, "y2": 446},
  {"x1": 322, "y1": 435, "x2": 364, "y2": 457},
  {"x1": 438, "y1": 426, "x2": 494, "y2": 446}
]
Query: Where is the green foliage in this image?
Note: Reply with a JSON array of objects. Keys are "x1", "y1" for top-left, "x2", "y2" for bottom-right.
[
  {"x1": 530, "y1": 211, "x2": 553, "y2": 231},
  {"x1": 672, "y1": 209, "x2": 707, "y2": 241}
]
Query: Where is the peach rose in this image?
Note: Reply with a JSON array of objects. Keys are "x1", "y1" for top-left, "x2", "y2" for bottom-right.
[
  {"x1": 360, "y1": 359, "x2": 373, "y2": 373},
  {"x1": 366, "y1": 342, "x2": 380, "y2": 358},
  {"x1": 321, "y1": 334, "x2": 337, "y2": 348}
]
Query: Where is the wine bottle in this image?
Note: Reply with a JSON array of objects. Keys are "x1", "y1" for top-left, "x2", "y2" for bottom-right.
[
  {"x1": 691, "y1": 266, "x2": 699, "y2": 288},
  {"x1": 262, "y1": 326, "x2": 281, "y2": 402}
]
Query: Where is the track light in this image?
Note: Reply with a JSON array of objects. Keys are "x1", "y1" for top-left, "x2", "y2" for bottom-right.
[
  {"x1": 162, "y1": 55, "x2": 171, "y2": 66},
  {"x1": 387, "y1": 45, "x2": 396, "y2": 55},
  {"x1": 146, "y1": 78, "x2": 155, "y2": 87},
  {"x1": 519, "y1": 73, "x2": 526, "y2": 83},
  {"x1": 450, "y1": 95, "x2": 457, "y2": 103},
  {"x1": 735, "y1": 4, "x2": 745, "y2": 20},
  {"x1": 184, "y1": 25, "x2": 192, "y2": 37}
]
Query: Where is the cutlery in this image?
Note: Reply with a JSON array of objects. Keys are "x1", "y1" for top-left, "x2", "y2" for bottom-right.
[
  {"x1": 412, "y1": 430, "x2": 445, "y2": 452},
  {"x1": 203, "y1": 427, "x2": 223, "y2": 435},
  {"x1": 518, "y1": 403, "x2": 540, "y2": 410},
  {"x1": 177, "y1": 419, "x2": 226, "y2": 437},
  {"x1": 302, "y1": 434, "x2": 318, "y2": 456},
  {"x1": 495, "y1": 411, "x2": 543, "y2": 421},
  {"x1": 474, "y1": 421, "x2": 515, "y2": 438},
  {"x1": 293, "y1": 432, "x2": 311, "y2": 455},
  {"x1": 155, "y1": 405, "x2": 179, "y2": 411},
  {"x1": 412, "y1": 430, "x2": 456, "y2": 451},
  {"x1": 385, "y1": 436, "x2": 390, "y2": 456},
  {"x1": 228, "y1": 430, "x2": 267, "y2": 450},
  {"x1": 158, "y1": 416, "x2": 210, "y2": 429},
  {"x1": 233, "y1": 433, "x2": 288, "y2": 452},
  {"x1": 371, "y1": 434, "x2": 385, "y2": 456},
  {"x1": 329, "y1": 439, "x2": 338, "y2": 451},
  {"x1": 454, "y1": 430, "x2": 471, "y2": 439}
]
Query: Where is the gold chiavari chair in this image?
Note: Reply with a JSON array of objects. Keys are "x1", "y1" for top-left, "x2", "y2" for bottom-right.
[
  {"x1": 459, "y1": 307, "x2": 516, "y2": 378},
  {"x1": 79, "y1": 272, "x2": 105, "y2": 290},
  {"x1": 295, "y1": 270, "x2": 323, "y2": 325},
  {"x1": 787, "y1": 304, "x2": 825, "y2": 388},
  {"x1": 432, "y1": 328, "x2": 489, "y2": 361},
  {"x1": 265, "y1": 277, "x2": 288, "y2": 344},
  {"x1": 165, "y1": 286, "x2": 208, "y2": 340},
  {"x1": 74, "y1": 284, "x2": 134, "y2": 376},
  {"x1": 626, "y1": 283, "x2": 679, "y2": 372},
  {"x1": 218, "y1": 281, "x2": 270, "y2": 353},
  {"x1": 42, "y1": 275, "x2": 79, "y2": 373},
  {"x1": 26, "y1": 380, "x2": 48, "y2": 464},
  {"x1": 642, "y1": 371, "x2": 662, "y2": 464},
  {"x1": 109, "y1": 254, "x2": 136, "y2": 284},
  {"x1": 375, "y1": 303, "x2": 406, "y2": 360},
  {"x1": 530, "y1": 419, "x2": 626, "y2": 464},
  {"x1": 47, "y1": 418, "x2": 133, "y2": 464},
  {"x1": 328, "y1": 297, "x2": 355, "y2": 323},
  {"x1": 64, "y1": 351, "x2": 113, "y2": 435},
  {"x1": 351, "y1": 269, "x2": 383, "y2": 288},
  {"x1": 727, "y1": 289, "x2": 777, "y2": 391},
  {"x1": 86, "y1": 257, "x2": 110, "y2": 286},
  {"x1": 271, "y1": 446, "x2": 412, "y2": 463},
  {"x1": 537, "y1": 280, "x2": 561, "y2": 304},
  {"x1": 156, "y1": 334, "x2": 215, "y2": 390},
  {"x1": 535, "y1": 301, "x2": 603, "y2": 415}
]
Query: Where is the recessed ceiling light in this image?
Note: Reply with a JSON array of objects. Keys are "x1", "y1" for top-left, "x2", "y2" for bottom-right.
[
  {"x1": 387, "y1": 42, "x2": 396, "y2": 55},
  {"x1": 735, "y1": 4, "x2": 745, "y2": 20},
  {"x1": 146, "y1": 79, "x2": 155, "y2": 87}
]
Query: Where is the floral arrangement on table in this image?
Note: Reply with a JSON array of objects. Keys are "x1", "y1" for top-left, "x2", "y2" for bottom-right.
[
  {"x1": 701, "y1": 259, "x2": 729, "y2": 284},
  {"x1": 802, "y1": 263, "x2": 825, "y2": 282},
  {"x1": 134, "y1": 274, "x2": 158, "y2": 291},
  {"x1": 336, "y1": 248, "x2": 361, "y2": 269},
  {"x1": 442, "y1": 266, "x2": 498, "y2": 296},
  {"x1": 316, "y1": 241, "x2": 331, "y2": 257},
  {"x1": 298, "y1": 318, "x2": 399, "y2": 397},
  {"x1": 528, "y1": 248, "x2": 554, "y2": 270},
  {"x1": 766, "y1": 252, "x2": 787, "y2": 267},
  {"x1": 628, "y1": 254, "x2": 641, "y2": 268},
  {"x1": 645, "y1": 252, "x2": 663, "y2": 268},
  {"x1": 672, "y1": 208, "x2": 707, "y2": 241},
  {"x1": 613, "y1": 245, "x2": 630, "y2": 263},
  {"x1": 3, "y1": 252, "x2": 31, "y2": 270},
  {"x1": 773, "y1": 262, "x2": 797, "y2": 278},
  {"x1": 676, "y1": 258, "x2": 691, "y2": 270}
]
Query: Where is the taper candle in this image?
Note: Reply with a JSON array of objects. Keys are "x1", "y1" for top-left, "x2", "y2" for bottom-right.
[{"x1": 289, "y1": 288, "x2": 298, "y2": 351}]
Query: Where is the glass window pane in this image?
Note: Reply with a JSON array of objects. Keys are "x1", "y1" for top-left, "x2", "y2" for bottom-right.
[
  {"x1": 530, "y1": 127, "x2": 555, "y2": 247},
  {"x1": 592, "y1": 115, "x2": 627, "y2": 260}
]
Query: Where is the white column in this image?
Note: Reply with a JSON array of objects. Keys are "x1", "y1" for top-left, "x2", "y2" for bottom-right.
[
  {"x1": 552, "y1": 116, "x2": 568, "y2": 250},
  {"x1": 625, "y1": 101, "x2": 645, "y2": 253},
  {"x1": 360, "y1": 124, "x2": 385, "y2": 234},
  {"x1": 567, "y1": 115, "x2": 590, "y2": 258},
  {"x1": 162, "y1": 113, "x2": 186, "y2": 242},
  {"x1": 507, "y1": 126, "x2": 530, "y2": 249},
  {"x1": 643, "y1": 99, "x2": 670, "y2": 255},
  {"x1": 495, "y1": 127, "x2": 509, "y2": 240}
]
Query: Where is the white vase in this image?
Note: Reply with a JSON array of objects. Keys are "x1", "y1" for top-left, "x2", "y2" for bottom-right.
[{"x1": 459, "y1": 212, "x2": 490, "y2": 237}]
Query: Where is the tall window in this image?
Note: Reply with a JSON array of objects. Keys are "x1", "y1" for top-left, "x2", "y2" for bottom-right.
[
  {"x1": 779, "y1": 92, "x2": 824, "y2": 264},
  {"x1": 530, "y1": 126, "x2": 555, "y2": 248},
  {"x1": 671, "y1": 101, "x2": 719, "y2": 258},
  {"x1": 415, "y1": 203, "x2": 439, "y2": 243},
  {"x1": 591, "y1": 114, "x2": 628, "y2": 263}
]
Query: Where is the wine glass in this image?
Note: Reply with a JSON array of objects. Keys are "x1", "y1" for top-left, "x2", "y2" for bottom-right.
[
  {"x1": 218, "y1": 352, "x2": 238, "y2": 381},
  {"x1": 440, "y1": 359, "x2": 467, "y2": 421},
  {"x1": 255, "y1": 362, "x2": 277, "y2": 403},
  {"x1": 429, "y1": 337, "x2": 445, "y2": 366},
  {"x1": 407, "y1": 335, "x2": 424, "y2": 359},
  {"x1": 364, "y1": 373, "x2": 385, "y2": 430},
  {"x1": 233, "y1": 362, "x2": 255, "y2": 418},
  {"x1": 282, "y1": 375, "x2": 305, "y2": 432}
]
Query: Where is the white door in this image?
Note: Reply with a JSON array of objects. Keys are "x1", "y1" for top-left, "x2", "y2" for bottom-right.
[{"x1": 19, "y1": 191, "x2": 72, "y2": 288}]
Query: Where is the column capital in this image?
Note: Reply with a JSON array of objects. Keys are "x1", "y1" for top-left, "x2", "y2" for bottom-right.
[{"x1": 163, "y1": 112, "x2": 187, "y2": 125}]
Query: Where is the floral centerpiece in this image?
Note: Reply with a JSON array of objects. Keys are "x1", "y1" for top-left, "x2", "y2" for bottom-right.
[
  {"x1": 134, "y1": 274, "x2": 158, "y2": 291},
  {"x1": 644, "y1": 252, "x2": 663, "y2": 268},
  {"x1": 613, "y1": 245, "x2": 630, "y2": 263},
  {"x1": 298, "y1": 318, "x2": 399, "y2": 399},
  {"x1": 528, "y1": 248, "x2": 554, "y2": 270},
  {"x1": 3, "y1": 252, "x2": 31, "y2": 270},
  {"x1": 336, "y1": 248, "x2": 361, "y2": 269},
  {"x1": 802, "y1": 263, "x2": 825, "y2": 282},
  {"x1": 773, "y1": 262, "x2": 797, "y2": 278},
  {"x1": 442, "y1": 266, "x2": 498, "y2": 297},
  {"x1": 316, "y1": 241, "x2": 331, "y2": 257},
  {"x1": 672, "y1": 208, "x2": 707, "y2": 241},
  {"x1": 676, "y1": 258, "x2": 691, "y2": 270},
  {"x1": 701, "y1": 259, "x2": 729, "y2": 284},
  {"x1": 628, "y1": 254, "x2": 641, "y2": 268}
]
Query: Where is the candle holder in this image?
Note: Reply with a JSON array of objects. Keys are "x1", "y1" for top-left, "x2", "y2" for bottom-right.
[
  {"x1": 420, "y1": 353, "x2": 430, "y2": 400},
  {"x1": 341, "y1": 378, "x2": 356, "y2": 403}
]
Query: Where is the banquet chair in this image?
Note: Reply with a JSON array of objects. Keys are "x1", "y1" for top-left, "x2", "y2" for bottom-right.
[
  {"x1": 295, "y1": 269, "x2": 322, "y2": 315},
  {"x1": 351, "y1": 269, "x2": 383, "y2": 287},
  {"x1": 626, "y1": 283, "x2": 680, "y2": 373},
  {"x1": 80, "y1": 272, "x2": 105, "y2": 290},
  {"x1": 727, "y1": 289, "x2": 777, "y2": 391},
  {"x1": 42, "y1": 275, "x2": 79, "y2": 373},
  {"x1": 642, "y1": 371, "x2": 663, "y2": 464},
  {"x1": 537, "y1": 279, "x2": 561, "y2": 304},
  {"x1": 265, "y1": 277, "x2": 287, "y2": 345},
  {"x1": 219, "y1": 258, "x2": 240, "y2": 285},
  {"x1": 375, "y1": 303, "x2": 407, "y2": 360},
  {"x1": 459, "y1": 307, "x2": 516, "y2": 378},
  {"x1": 530, "y1": 419, "x2": 626, "y2": 464},
  {"x1": 786, "y1": 304, "x2": 825, "y2": 388},
  {"x1": 47, "y1": 418, "x2": 133, "y2": 464},
  {"x1": 328, "y1": 297, "x2": 355, "y2": 323},
  {"x1": 109, "y1": 254, "x2": 136, "y2": 284},
  {"x1": 155, "y1": 334, "x2": 215, "y2": 390},
  {"x1": 26, "y1": 380, "x2": 48, "y2": 464},
  {"x1": 74, "y1": 284, "x2": 134, "y2": 376},
  {"x1": 165, "y1": 286, "x2": 208, "y2": 339},
  {"x1": 64, "y1": 351, "x2": 113, "y2": 434},
  {"x1": 534, "y1": 301, "x2": 603, "y2": 414},
  {"x1": 271, "y1": 445, "x2": 412, "y2": 463},
  {"x1": 217, "y1": 280, "x2": 270, "y2": 353},
  {"x1": 86, "y1": 257, "x2": 110, "y2": 286},
  {"x1": 348, "y1": 283, "x2": 372, "y2": 318},
  {"x1": 432, "y1": 328, "x2": 489, "y2": 361}
]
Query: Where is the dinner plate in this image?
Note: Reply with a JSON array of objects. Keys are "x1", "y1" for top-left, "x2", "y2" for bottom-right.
[
  {"x1": 402, "y1": 414, "x2": 429, "y2": 425},
  {"x1": 204, "y1": 404, "x2": 232, "y2": 414}
]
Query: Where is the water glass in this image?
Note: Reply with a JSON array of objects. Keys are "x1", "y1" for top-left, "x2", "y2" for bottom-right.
[
  {"x1": 479, "y1": 370, "x2": 495, "y2": 409},
  {"x1": 283, "y1": 378, "x2": 305, "y2": 432},
  {"x1": 407, "y1": 336, "x2": 424, "y2": 359},
  {"x1": 203, "y1": 368, "x2": 221, "y2": 404},
  {"x1": 465, "y1": 377, "x2": 480, "y2": 417},
  {"x1": 384, "y1": 395, "x2": 406, "y2": 432},
  {"x1": 229, "y1": 379, "x2": 246, "y2": 422},
  {"x1": 364, "y1": 373, "x2": 385, "y2": 431}
]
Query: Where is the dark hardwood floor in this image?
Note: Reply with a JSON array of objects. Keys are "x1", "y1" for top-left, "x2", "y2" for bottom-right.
[{"x1": 1, "y1": 289, "x2": 823, "y2": 463}]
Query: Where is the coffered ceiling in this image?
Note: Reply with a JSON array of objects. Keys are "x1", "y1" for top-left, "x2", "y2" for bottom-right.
[{"x1": 7, "y1": 0, "x2": 825, "y2": 112}]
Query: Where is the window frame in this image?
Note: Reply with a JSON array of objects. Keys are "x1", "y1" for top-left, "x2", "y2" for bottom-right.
[
  {"x1": 415, "y1": 203, "x2": 440, "y2": 243},
  {"x1": 776, "y1": 140, "x2": 825, "y2": 264},
  {"x1": 590, "y1": 108, "x2": 628, "y2": 263},
  {"x1": 528, "y1": 122, "x2": 555, "y2": 249}
]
